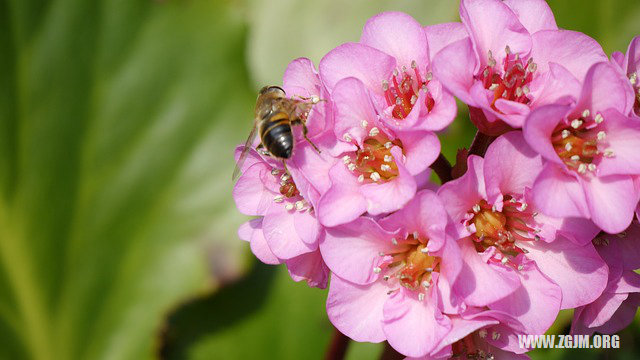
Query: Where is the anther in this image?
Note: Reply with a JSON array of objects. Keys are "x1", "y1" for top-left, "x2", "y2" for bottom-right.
[
  {"x1": 285, "y1": 203, "x2": 294, "y2": 211},
  {"x1": 565, "y1": 143, "x2": 573, "y2": 151},
  {"x1": 604, "y1": 149, "x2": 615, "y2": 157},
  {"x1": 295, "y1": 201, "x2": 304, "y2": 210},
  {"x1": 383, "y1": 154, "x2": 393, "y2": 163},
  {"x1": 571, "y1": 119, "x2": 583, "y2": 129},
  {"x1": 358, "y1": 174, "x2": 365, "y2": 182},
  {"x1": 501, "y1": 257, "x2": 509, "y2": 265},
  {"x1": 342, "y1": 155, "x2": 351, "y2": 164},
  {"x1": 382, "y1": 80, "x2": 389, "y2": 91},
  {"x1": 418, "y1": 293, "x2": 425, "y2": 301},
  {"x1": 413, "y1": 231, "x2": 419, "y2": 239},
  {"x1": 489, "y1": 83, "x2": 499, "y2": 91},
  {"x1": 422, "y1": 281, "x2": 430, "y2": 289},
  {"x1": 492, "y1": 332, "x2": 501, "y2": 341},
  {"x1": 597, "y1": 131, "x2": 606, "y2": 140},
  {"x1": 570, "y1": 155, "x2": 580, "y2": 161},
  {"x1": 421, "y1": 247, "x2": 429, "y2": 253},
  {"x1": 505, "y1": 45, "x2": 511, "y2": 54},
  {"x1": 273, "y1": 195, "x2": 284, "y2": 203},
  {"x1": 384, "y1": 142, "x2": 393, "y2": 149},
  {"x1": 391, "y1": 237, "x2": 398, "y2": 245},
  {"x1": 373, "y1": 266, "x2": 382, "y2": 274},
  {"x1": 410, "y1": 95, "x2": 417, "y2": 105},
  {"x1": 347, "y1": 163, "x2": 356, "y2": 171},
  {"x1": 562, "y1": 129, "x2": 570, "y2": 139},
  {"x1": 595, "y1": 114, "x2": 604, "y2": 123},
  {"x1": 380, "y1": 164, "x2": 391, "y2": 172},
  {"x1": 411, "y1": 60, "x2": 418, "y2": 69},
  {"x1": 522, "y1": 85, "x2": 530, "y2": 95},
  {"x1": 383, "y1": 275, "x2": 390, "y2": 281},
  {"x1": 271, "y1": 169, "x2": 280, "y2": 175},
  {"x1": 479, "y1": 329, "x2": 488, "y2": 338},
  {"x1": 369, "y1": 127, "x2": 379, "y2": 137},
  {"x1": 519, "y1": 203, "x2": 528, "y2": 211},
  {"x1": 578, "y1": 163, "x2": 587, "y2": 174},
  {"x1": 370, "y1": 172, "x2": 381, "y2": 182},
  {"x1": 473, "y1": 204, "x2": 481, "y2": 213},
  {"x1": 343, "y1": 133, "x2": 352, "y2": 142},
  {"x1": 588, "y1": 164, "x2": 596, "y2": 171},
  {"x1": 517, "y1": 264, "x2": 524, "y2": 271},
  {"x1": 582, "y1": 109, "x2": 591, "y2": 118},
  {"x1": 361, "y1": 119, "x2": 368, "y2": 129}
]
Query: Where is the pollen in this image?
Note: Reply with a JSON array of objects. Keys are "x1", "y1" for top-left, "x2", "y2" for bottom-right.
[
  {"x1": 342, "y1": 132, "x2": 404, "y2": 184},
  {"x1": 466, "y1": 198, "x2": 538, "y2": 266},
  {"x1": 381, "y1": 60, "x2": 435, "y2": 120},
  {"x1": 477, "y1": 46, "x2": 536, "y2": 111},
  {"x1": 551, "y1": 110, "x2": 608, "y2": 176}
]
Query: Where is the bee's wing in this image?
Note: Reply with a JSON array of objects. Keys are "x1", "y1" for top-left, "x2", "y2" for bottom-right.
[{"x1": 232, "y1": 122, "x2": 259, "y2": 181}]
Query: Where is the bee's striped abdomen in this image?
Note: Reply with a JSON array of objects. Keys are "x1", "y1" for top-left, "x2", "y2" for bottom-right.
[{"x1": 261, "y1": 112, "x2": 294, "y2": 159}]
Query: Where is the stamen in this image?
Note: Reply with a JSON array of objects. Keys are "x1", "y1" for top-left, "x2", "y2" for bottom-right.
[{"x1": 369, "y1": 127, "x2": 380, "y2": 137}]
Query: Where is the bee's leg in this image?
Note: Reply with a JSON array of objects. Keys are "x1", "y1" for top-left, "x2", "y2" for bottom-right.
[
  {"x1": 256, "y1": 143, "x2": 271, "y2": 157},
  {"x1": 293, "y1": 119, "x2": 321, "y2": 154},
  {"x1": 282, "y1": 159, "x2": 290, "y2": 174}
]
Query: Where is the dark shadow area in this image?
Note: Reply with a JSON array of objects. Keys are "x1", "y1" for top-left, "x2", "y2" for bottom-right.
[{"x1": 156, "y1": 260, "x2": 278, "y2": 359}]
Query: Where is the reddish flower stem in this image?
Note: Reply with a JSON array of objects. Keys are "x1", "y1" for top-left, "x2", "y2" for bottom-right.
[
  {"x1": 430, "y1": 153, "x2": 453, "y2": 184},
  {"x1": 468, "y1": 131, "x2": 497, "y2": 157},
  {"x1": 325, "y1": 327, "x2": 350, "y2": 360},
  {"x1": 379, "y1": 342, "x2": 404, "y2": 360}
]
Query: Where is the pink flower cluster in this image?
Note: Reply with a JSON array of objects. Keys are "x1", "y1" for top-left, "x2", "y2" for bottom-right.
[{"x1": 233, "y1": 1, "x2": 640, "y2": 358}]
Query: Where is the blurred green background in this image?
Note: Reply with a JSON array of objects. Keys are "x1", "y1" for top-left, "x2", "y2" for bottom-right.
[{"x1": 0, "y1": 0, "x2": 638, "y2": 359}]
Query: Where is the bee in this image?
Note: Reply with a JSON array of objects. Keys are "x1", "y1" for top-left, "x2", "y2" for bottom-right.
[{"x1": 232, "y1": 85, "x2": 321, "y2": 180}]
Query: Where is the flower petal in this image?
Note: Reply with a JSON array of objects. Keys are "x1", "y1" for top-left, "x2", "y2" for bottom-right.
[
  {"x1": 399, "y1": 130, "x2": 440, "y2": 175},
  {"x1": 320, "y1": 217, "x2": 396, "y2": 285},
  {"x1": 583, "y1": 174, "x2": 637, "y2": 234},
  {"x1": 317, "y1": 163, "x2": 367, "y2": 227},
  {"x1": 597, "y1": 108, "x2": 640, "y2": 176},
  {"x1": 326, "y1": 274, "x2": 387, "y2": 343},
  {"x1": 361, "y1": 12, "x2": 429, "y2": 69},
  {"x1": 489, "y1": 259, "x2": 561, "y2": 335},
  {"x1": 319, "y1": 42, "x2": 395, "y2": 94},
  {"x1": 531, "y1": 30, "x2": 607, "y2": 83},
  {"x1": 332, "y1": 77, "x2": 377, "y2": 145},
  {"x1": 575, "y1": 62, "x2": 632, "y2": 116},
  {"x1": 438, "y1": 155, "x2": 486, "y2": 222},
  {"x1": 286, "y1": 249, "x2": 329, "y2": 288},
  {"x1": 519, "y1": 236, "x2": 608, "y2": 309},
  {"x1": 361, "y1": 147, "x2": 417, "y2": 215},
  {"x1": 263, "y1": 204, "x2": 316, "y2": 259},
  {"x1": 484, "y1": 131, "x2": 543, "y2": 205},
  {"x1": 424, "y1": 22, "x2": 468, "y2": 61},
  {"x1": 233, "y1": 162, "x2": 274, "y2": 216},
  {"x1": 453, "y1": 239, "x2": 521, "y2": 307},
  {"x1": 248, "y1": 219, "x2": 281, "y2": 265},
  {"x1": 532, "y1": 162, "x2": 589, "y2": 218},
  {"x1": 529, "y1": 62, "x2": 581, "y2": 108},
  {"x1": 460, "y1": 0, "x2": 532, "y2": 68},
  {"x1": 382, "y1": 289, "x2": 451, "y2": 357},
  {"x1": 432, "y1": 37, "x2": 478, "y2": 106},
  {"x1": 595, "y1": 222, "x2": 640, "y2": 270},
  {"x1": 503, "y1": 0, "x2": 557, "y2": 33},
  {"x1": 523, "y1": 103, "x2": 570, "y2": 165}
]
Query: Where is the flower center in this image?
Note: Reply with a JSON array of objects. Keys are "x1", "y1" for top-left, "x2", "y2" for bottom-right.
[
  {"x1": 270, "y1": 169, "x2": 311, "y2": 212},
  {"x1": 477, "y1": 46, "x2": 537, "y2": 110},
  {"x1": 375, "y1": 233, "x2": 440, "y2": 299},
  {"x1": 381, "y1": 60, "x2": 435, "y2": 119},
  {"x1": 466, "y1": 197, "x2": 539, "y2": 267},
  {"x1": 451, "y1": 327, "x2": 500, "y2": 360},
  {"x1": 343, "y1": 129, "x2": 403, "y2": 184},
  {"x1": 551, "y1": 109, "x2": 613, "y2": 175},
  {"x1": 629, "y1": 71, "x2": 640, "y2": 116}
]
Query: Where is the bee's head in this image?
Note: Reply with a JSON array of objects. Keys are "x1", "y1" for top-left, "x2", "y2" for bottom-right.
[{"x1": 259, "y1": 85, "x2": 286, "y2": 97}]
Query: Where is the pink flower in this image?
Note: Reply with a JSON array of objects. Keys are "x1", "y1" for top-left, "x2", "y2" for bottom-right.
[
  {"x1": 611, "y1": 36, "x2": 640, "y2": 117},
  {"x1": 411, "y1": 308, "x2": 529, "y2": 359},
  {"x1": 572, "y1": 222, "x2": 640, "y2": 335},
  {"x1": 319, "y1": 11, "x2": 457, "y2": 133},
  {"x1": 523, "y1": 62, "x2": 640, "y2": 233},
  {"x1": 321, "y1": 191, "x2": 460, "y2": 357},
  {"x1": 432, "y1": 0, "x2": 607, "y2": 135},
  {"x1": 438, "y1": 131, "x2": 608, "y2": 334},
  {"x1": 315, "y1": 77, "x2": 439, "y2": 226},
  {"x1": 234, "y1": 147, "x2": 329, "y2": 288}
]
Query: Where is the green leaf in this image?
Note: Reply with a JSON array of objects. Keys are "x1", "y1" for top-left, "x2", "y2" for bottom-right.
[
  {"x1": 160, "y1": 262, "x2": 332, "y2": 360},
  {"x1": 0, "y1": 0, "x2": 255, "y2": 359}
]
